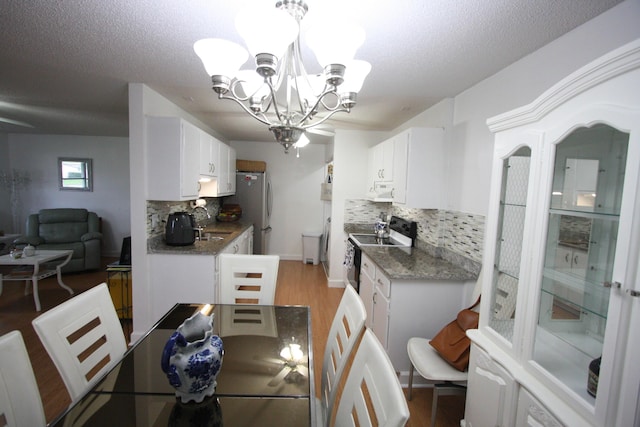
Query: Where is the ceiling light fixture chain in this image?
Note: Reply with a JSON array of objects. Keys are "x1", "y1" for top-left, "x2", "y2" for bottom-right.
[{"x1": 194, "y1": 0, "x2": 371, "y2": 153}]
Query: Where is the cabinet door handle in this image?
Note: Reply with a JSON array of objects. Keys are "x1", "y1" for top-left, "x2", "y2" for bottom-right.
[
  {"x1": 565, "y1": 253, "x2": 570, "y2": 263},
  {"x1": 603, "y1": 281, "x2": 621, "y2": 289},
  {"x1": 373, "y1": 292, "x2": 377, "y2": 304},
  {"x1": 573, "y1": 255, "x2": 579, "y2": 265}
]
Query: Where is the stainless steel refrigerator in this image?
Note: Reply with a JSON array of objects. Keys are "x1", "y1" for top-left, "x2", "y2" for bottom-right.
[{"x1": 227, "y1": 172, "x2": 272, "y2": 254}]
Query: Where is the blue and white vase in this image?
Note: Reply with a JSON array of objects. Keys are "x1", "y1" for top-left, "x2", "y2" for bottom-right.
[{"x1": 161, "y1": 311, "x2": 224, "y2": 403}]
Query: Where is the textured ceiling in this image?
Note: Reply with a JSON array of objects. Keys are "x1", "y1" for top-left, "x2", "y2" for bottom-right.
[{"x1": 0, "y1": 0, "x2": 624, "y2": 144}]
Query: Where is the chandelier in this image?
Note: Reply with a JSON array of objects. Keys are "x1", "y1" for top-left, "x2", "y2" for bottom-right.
[{"x1": 193, "y1": 0, "x2": 371, "y2": 153}]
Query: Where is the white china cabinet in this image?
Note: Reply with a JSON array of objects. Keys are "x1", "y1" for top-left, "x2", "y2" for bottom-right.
[{"x1": 465, "y1": 40, "x2": 640, "y2": 427}]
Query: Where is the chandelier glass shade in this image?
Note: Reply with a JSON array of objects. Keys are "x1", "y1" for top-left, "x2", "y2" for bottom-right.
[{"x1": 193, "y1": 0, "x2": 370, "y2": 153}]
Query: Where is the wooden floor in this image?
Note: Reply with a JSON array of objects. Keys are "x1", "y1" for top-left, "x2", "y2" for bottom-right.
[{"x1": 0, "y1": 258, "x2": 465, "y2": 426}]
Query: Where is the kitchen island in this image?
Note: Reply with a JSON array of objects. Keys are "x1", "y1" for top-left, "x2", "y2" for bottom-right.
[{"x1": 146, "y1": 221, "x2": 254, "y2": 321}]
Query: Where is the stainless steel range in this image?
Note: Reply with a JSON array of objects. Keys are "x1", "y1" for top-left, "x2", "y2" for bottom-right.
[{"x1": 346, "y1": 216, "x2": 417, "y2": 292}]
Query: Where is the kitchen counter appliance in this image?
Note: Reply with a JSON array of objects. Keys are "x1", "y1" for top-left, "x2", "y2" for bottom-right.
[
  {"x1": 347, "y1": 216, "x2": 417, "y2": 292},
  {"x1": 165, "y1": 212, "x2": 196, "y2": 246}
]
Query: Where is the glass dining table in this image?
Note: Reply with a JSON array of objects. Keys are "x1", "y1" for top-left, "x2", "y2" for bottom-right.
[{"x1": 49, "y1": 303, "x2": 316, "y2": 427}]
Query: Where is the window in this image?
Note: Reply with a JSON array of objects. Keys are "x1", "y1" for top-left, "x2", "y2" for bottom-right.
[{"x1": 59, "y1": 158, "x2": 93, "y2": 191}]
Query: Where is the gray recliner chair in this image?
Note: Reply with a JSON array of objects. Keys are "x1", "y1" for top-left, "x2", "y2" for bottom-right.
[{"x1": 14, "y1": 208, "x2": 102, "y2": 273}]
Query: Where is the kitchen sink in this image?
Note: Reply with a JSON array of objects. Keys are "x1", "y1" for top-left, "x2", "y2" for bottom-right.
[
  {"x1": 198, "y1": 229, "x2": 233, "y2": 241},
  {"x1": 198, "y1": 235, "x2": 224, "y2": 241}
]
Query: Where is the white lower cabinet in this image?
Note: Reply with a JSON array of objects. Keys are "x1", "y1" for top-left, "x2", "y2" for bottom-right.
[
  {"x1": 372, "y1": 281, "x2": 390, "y2": 349},
  {"x1": 220, "y1": 226, "x2": 252, "y2": 255},
  {"x1": 464, "y1": 343, "x2": 517, "y2": 427},
  {"x1": 359, "y1": 253, "x2": 471, "y2": 382},
  {"x1": 214, "y1": 226, "x2": 253, "y2": 299},
  {"x1": 516, "y1": 388, "x2": 562, "y2": 427},
  {"x1": 359, "y1": 255, "x2": 376, "y2": 330},
  {"x1": 148, "y1": 254, "x2": 216, "y2": 321}
]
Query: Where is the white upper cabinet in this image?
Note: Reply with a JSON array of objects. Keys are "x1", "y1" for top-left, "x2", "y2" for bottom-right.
[
  {"x1": 147, "y1": 116, "x2": 200, "y2": 201},
  {"x1": 366, "y1": 138, "x2": 395, "y2": 200},
  {"x1": 372, "y1": 137, "x2": 394, "y2": 182},
  {"x1": 466, "y1": 40, "x2": 640, "y2": 427},
  {"x1": 392, "y1": 127, "x2": 444, "y2": 208},
  {"x1": 199, "y1": 132, "x2": 219, "y2": 178},
  {"x1": 366, "y1": 127, "x2": 445, "y2": 206},
  {"x1": 199, "y1": 142, "x2": 236, "y2": 197}
]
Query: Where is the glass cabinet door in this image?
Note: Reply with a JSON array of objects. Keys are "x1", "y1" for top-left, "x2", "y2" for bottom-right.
[
  {"x1": 489, "y1": 146, "x2": 532, "y2": 344},
  {"x1": 533, "y1": 124, "x2": 629, "y2": 405}
]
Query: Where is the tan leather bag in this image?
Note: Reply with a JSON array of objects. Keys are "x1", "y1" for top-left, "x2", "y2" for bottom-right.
[{"x1": 429, "y1": 297, "x2": 480, "y2": 371}]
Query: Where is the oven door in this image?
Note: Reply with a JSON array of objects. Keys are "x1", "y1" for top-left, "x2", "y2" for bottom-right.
[{"x1": 346, "y1": 238, "x2": 361, "y2": 292}]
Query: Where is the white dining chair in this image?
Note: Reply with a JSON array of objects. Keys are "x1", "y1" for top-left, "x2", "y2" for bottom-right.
[
  {"x1": 0, "y1": 330, "x2": 46, "y2": 427},
  {"x1": 406, "y1": 271, "x2": 483, "y2": 427},
  {"x1": 32, "y1": 282, "x2": 127, "y2": 400},
  {"x1": 333, "y1": 328, "x2": 409, "y2": 427},
  {"x1": 218, "y1": 253, "x2": 280, "y2": 304},
  {"x1": 317, "y1": 284, "x2": 367, "y2": 427}
]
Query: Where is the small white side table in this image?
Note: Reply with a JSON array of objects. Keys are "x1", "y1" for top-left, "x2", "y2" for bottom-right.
[{"x1": 0, "y1": 249, "x2": 74, "y2": 311}]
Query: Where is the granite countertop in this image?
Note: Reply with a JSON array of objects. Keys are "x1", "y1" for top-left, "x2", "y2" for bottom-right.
[
  {"x1": 361, "y1": 245, "x2": 477, "y2": 281},
  {"x1": 148, "y1": 221, "x2": 252, "y2": 255},
  {"x1": 344, "y1": 223, "x2": 376, "y2": 234}
]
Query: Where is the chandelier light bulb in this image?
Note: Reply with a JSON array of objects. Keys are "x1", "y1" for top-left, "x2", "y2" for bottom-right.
[
  {"x1": 289, "y1": 73, "x2": 325, "y2": 106},
  {"x1": 293, "y1": 133, "x2": 310, "y2": 148},
  {"x1": 340, "y1": 60, "x2": 372, "y2": 94},
  {"x1": 194, "y1": 39, "x2": 249, "y2": 92},
  {"x1": 235, "y1": 7, "x2": 299, "y2": 61},
  {"x1": 235, "y1": 69, "x2": 269, "y2": 99}
]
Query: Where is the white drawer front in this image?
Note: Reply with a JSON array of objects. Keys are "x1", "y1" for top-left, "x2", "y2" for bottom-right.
[{"x1": 361, "y1": 254, "x2": 376, "y2": 280}]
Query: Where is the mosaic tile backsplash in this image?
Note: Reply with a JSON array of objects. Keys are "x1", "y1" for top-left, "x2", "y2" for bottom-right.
[
  {"x1": 147, "y1": 198, "x2": 221, "y2": 237},
  {"x1": 344, "y1": 199, "x2": 484, "y2": 272}
]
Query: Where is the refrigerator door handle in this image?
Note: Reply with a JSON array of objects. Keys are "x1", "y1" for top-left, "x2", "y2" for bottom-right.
[{"x1": 266, "y1": 180, "x2": 273, "y2": 219}]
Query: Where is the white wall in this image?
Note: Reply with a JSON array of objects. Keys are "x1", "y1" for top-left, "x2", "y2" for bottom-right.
[
  {"x1": 3, "y1": 134, "x2": 130, "y2": 256},
  {"x1": 230, "y1": 140, "x2": 327, "y2": 259},
  {"x1": 328, "y1": 129, "x2": 388, "y2": 286},
  {"x1": 129, "y1": 83, "x2": 234, "y2": 340},
  {"x1": 395, "y1": 0, "x2": 640, "y2": 216}
]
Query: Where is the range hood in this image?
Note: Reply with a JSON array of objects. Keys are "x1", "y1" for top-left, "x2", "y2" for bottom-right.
[{"x1": 367, "y1": 182, "x2": 394, "y2": 202}]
